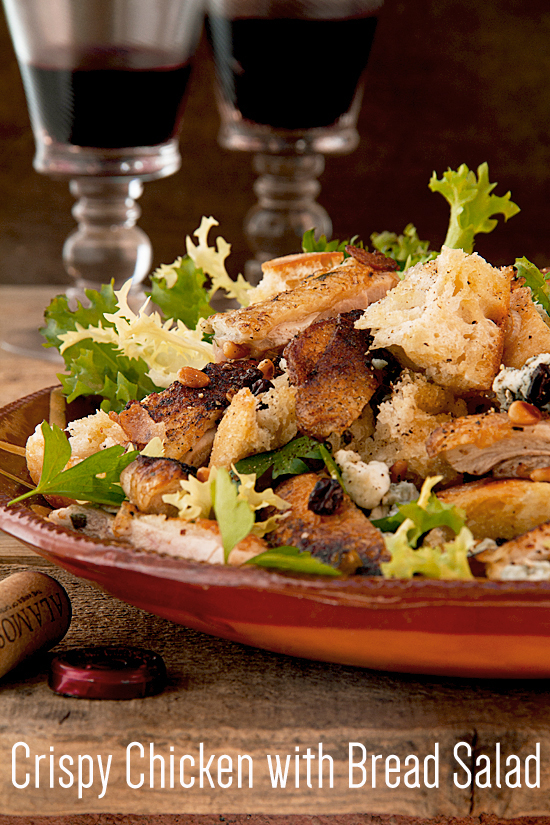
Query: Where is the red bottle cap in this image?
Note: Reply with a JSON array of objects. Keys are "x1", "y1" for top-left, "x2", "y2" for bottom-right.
[{"x1": 48, "y1": 646, "x2": 167, "y2": 700}]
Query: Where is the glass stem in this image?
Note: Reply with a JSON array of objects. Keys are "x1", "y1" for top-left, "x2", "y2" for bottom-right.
[
  {"x1": 63, "y1": 177, "x2": 152, "y2": 299},
  {"x1": 244, "y1": 153, "x2": 332, "y2": 280}
]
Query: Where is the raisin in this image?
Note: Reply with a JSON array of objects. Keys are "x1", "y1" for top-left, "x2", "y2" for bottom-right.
[
  {"x1": 250, "y1": 378, "x2": 274, "y2": 396},
  {"x1": 308, "y1": 478, "x2": 344, "y2": 516},
  {"x1": 527, "y1": 363, "x2": 550, "y2": 408},
  {"x1": 70, "y1": 513, "x2": 88, "y2": 530}
]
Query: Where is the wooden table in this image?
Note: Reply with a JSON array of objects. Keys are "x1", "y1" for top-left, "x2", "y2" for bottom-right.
[{"x1": 2, "y1": 287, "x2": 550, "y2": 824}]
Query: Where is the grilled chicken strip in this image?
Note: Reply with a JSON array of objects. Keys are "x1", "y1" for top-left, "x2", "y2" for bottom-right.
[
  {"x1": 426, "y1": 411, "x2": 550, "y2": 478},
  {"x1": 268, "y1": 472, "x2": 388, "y2": 575},
  {"x1": 477, "y1": 521, "x2": 550, "y2": 580},
  {"x1": 284, "y1": 311, "x2": 379, "y2": 440},
  {"x1": 115, "y1": 360, "x2": 268, "y2": 464},
  {"x1": 49, "y1": 502, "x2": 267, "y2": 566},
  {"x1": 249, "y1": 249, "x2": 345, "y2": 304},
  {"x1": 205, "y1": 253, "x2": 399, "y2": 359},
  {"x1": 120, "y1": 455, "x2": 197, "y2": 516}
]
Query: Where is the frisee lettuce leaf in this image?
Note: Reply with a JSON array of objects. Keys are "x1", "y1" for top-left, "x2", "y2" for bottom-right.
[
  {"x1": 235, "y1": 435, "x2": 328, "y2": 480},
  {"x1": 9, "y1": 421, "x2": 139, "y2": 507},
  {"x1": 514, "y1": 256, "x2": 550, "y2": 315},
  {"x1": 370, "y1": 223, "x2": 436, "y2": 272},
  {"x1": 378, "y1": 476, "x2": 474, "y2": 580},
  {"x1": 380, "y1": 528, "x2": 474, "y2": 580},
  {"x1": 429, "y1": 162, "x2": 520, "y2": 253},
  {"x1": 186, "y1": 216, "x2": 251, "y2": 307},
  {"x1": 147, "y1": 255, "x2": 214, "y2": 329},
  {"x1": 246, "y1": 546, "x2": 341, "y2": 577}
]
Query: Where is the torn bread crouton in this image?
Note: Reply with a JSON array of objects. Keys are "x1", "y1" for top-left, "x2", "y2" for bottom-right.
[
  {"x1": 209, "y1": 373, "x2": 297, "y2": 469},
  {"x1": 502, "y1": 284, "x2": 550, "y2": 369},
  {"x1": 358, "y1": 371, "x2": 467, "y2": 482},
  {"x1": 356, "y1": 246, "x2": 512, "y2": 392},
  {"x1": 438, "y1": 478, "x2": 550, "y2": 541}
]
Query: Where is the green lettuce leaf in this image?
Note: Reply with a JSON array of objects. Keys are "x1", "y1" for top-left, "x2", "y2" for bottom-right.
[
  {"x1": 514, "y1": 256, "x2": 550, "y2": 315},
  {"x1": 372, "y1": 492, "x2": 465, "y2": 546},
  {"x1": 58, "y1": 341, "x2": 159, "y2": 413},
  {"x1": 41, "y1": 283, "x2": 119, "y2": 350},
  {"x1": 9, "y1": 421, "x2": 139, "y2": 507},
  {"x1": 429, "y1": 162, "x2": 520, "y2": 253},
  {"x1": 380, "y1": 527, "x2": 474, "y2": 580},
  {"x1": 147, "y1": 256, "x2": 214, "y2": 329},
  {"x1": 212, "y1": 467, "x2": 255, "y2": 562},
  {"x1": 246, "y1": 546, "x2": 341, "y2": 577},
  {"x1": 370, "y1": 223, "x2": 436, "y2": 272},
  {"x1": 235, "y1": 435, "x2": 327, "y2": 480}
]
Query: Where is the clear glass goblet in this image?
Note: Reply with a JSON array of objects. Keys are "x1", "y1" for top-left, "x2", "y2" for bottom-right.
[
  {"x1": 1, "y1": 0, "x2": 203, "y2": 356},
  {"x1": 206, "y1": 0, "x2": 383, "y2": 280}
]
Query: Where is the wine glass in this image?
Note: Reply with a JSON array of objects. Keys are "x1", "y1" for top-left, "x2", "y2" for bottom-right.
[
  {"x1": 1, "y1": 0, "x2": 204, "y2": 356},
  {"x1": 205, "y1": 0, "x2": 383, "y2": 280}
]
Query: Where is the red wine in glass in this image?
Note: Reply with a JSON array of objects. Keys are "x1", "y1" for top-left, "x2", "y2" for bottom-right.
[
  {"x1": 206, "y1": 12, "x2": 378, "y2": 131},
  {"x1": 21, "y1": 47, "x2": 193, "y2": 149}
]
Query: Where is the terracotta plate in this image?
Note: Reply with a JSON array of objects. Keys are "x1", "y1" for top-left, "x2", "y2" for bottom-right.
[{"x1": 2, "y1": 387, "x2": 550, "y2": 679}]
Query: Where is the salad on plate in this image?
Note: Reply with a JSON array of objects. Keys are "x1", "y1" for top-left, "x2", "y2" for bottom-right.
[{"x1": 5, "y1": 162, "x2": 550, "y2": 586}]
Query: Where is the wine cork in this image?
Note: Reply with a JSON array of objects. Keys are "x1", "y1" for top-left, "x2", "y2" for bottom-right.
[{"x1": 0, "y1": 570, "x2": 72, "y2": 679}]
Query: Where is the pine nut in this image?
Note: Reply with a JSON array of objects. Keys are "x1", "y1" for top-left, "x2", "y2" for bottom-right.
[
  {"x1": 508, "y1": 400, "x2": 542, "y2": 426},
  {"x1": 530, "y1": 467, "x2": 550, "y2": 482},
  {"x1": 258, "y1": 359, "x2": 275, "y2": 380},
  {"x1": 177, "y1": 367, "x2": 210, "y2": 388},
  {"x1": 222, "y1": 341, "x2": 250, "y2": 360},
  {"x1": 196, "y1": 467, "x2": 210, "y2": 482},
  {"x1": 390, "y1": 460, "x2": 408, "y2": 483}
]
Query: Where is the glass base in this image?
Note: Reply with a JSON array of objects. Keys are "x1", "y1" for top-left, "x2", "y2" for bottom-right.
[{"x1": 34, "y1": 137, "x2": 182, "y2": 181}]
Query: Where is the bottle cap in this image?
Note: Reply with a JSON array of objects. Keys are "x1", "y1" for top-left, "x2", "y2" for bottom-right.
[{"x1": 48, "y1": 646, "x2": 167, "y2": 700}]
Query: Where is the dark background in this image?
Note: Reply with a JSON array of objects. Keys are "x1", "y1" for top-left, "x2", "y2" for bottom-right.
[{"x1": 1, "y1": 0, "x2": 550, "y2": 286}]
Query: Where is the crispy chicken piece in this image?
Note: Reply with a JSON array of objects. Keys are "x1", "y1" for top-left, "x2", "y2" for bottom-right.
[
  {"x1": 114, "y1": 360, "x2": 266, "y2": 464},
  {"x1": 50, "y1": 502, "x2": 267, "y2": 566},
  {"x1": 268, "y1": 473, "x2": 388, "y2": 575},
  {"x1": 426, "y1": 411, "x2": 550, "y2": 477},
  {"x1": 120, "y1": 455, "x2": 197, "y2": 516},
  {"x1": 477, "y1": 521, "x2": 550, "y2": 580},
  {"x1": 205, "y1": 254, "x2": 399, "y2": 359},
  {"x1": 284, "y1": 311, "x2": 379, "y2": 440},
  {"x1": 249, "y1": 250, "x2": 345, "y2": 304},
  {"x1": 438, "y1": 479, "x2": 550, "y2": 540}
]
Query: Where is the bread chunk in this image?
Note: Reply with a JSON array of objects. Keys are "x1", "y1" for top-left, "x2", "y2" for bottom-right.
[
  {"x1": 357, "y1": 371, "x2": 467, "y2": 482},
  {"x1": 209, "y1": 374, "x2": 297, "y2": 469},
  {"x1": 356, "y1": 247, "x2": 512, "y2": 392},
  {"x1": 502, "y1": 284, "x2": 550, "y2": 369}
]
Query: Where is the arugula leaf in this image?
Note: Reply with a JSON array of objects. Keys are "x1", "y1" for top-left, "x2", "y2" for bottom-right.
[
  {"x1": 212, "y1": 467, "x2": 255, "y2": 562},
  {"x1": 246, "y1": 546, "x2": 341, "y2": 577},
  {"x1": 370, "y1": 223, "x2": 436, "y2": 272},
  {"x1": 429, "y1": 162, "x2": 520, "y2": 253},
  {"x1": 147, "y1": 256, "x2": 213, "y2": 329},
  {"x1": 9, "y1": 421, "x2": 139, "y2": 507},
  {"x1": 41, "y1": 283, "x2": 118, "y2": 350},
  {"x1": 58, "y1": 341, "x2": 159, "y2": 413},
  {"x1": 235, "y1": 435, "x2": 326, "y2": 480},
  {"x1": 514, "y1": 256, "x2": 550, "y2": 315}
]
